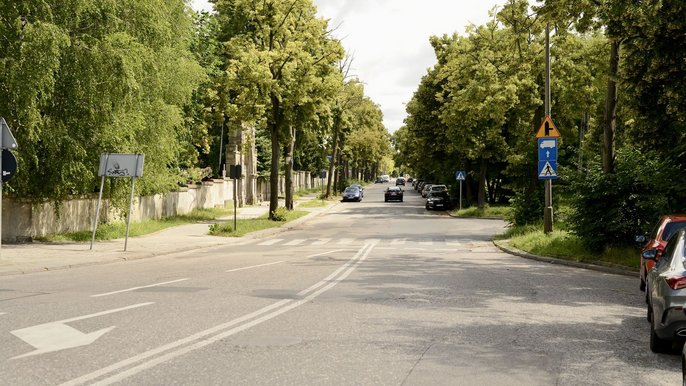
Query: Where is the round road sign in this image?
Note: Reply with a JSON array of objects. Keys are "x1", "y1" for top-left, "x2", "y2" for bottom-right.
[{"x1": 2, "y1": 149, "x2": 18, "y2": 182}]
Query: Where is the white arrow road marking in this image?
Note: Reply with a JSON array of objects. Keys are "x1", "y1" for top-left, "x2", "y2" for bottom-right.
[
  {"x1": 11, "y1": 302, "x2": 153, "y2": 359},
  {"x1": 91, "y1": 279, "x2": 189, "y2": 298},
  {"x1": 60, "y1": 243, "x2": 376, "y2": 386}
]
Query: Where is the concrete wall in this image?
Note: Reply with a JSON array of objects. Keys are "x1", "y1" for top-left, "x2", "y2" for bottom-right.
[{"x1": 3, "y1": 173, "x2": 324, "y2": 242}]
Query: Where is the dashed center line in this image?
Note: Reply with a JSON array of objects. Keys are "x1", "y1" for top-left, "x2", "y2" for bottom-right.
[{"x1": 91, "y1": 279, "x2": 190, "y2": 298}]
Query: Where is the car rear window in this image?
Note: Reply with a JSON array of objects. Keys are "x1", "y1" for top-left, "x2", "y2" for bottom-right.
[{"x1": 663, "y1": 222, "x2": 686, "y2": 241}]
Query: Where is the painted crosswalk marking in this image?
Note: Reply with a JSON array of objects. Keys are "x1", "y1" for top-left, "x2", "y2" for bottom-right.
[
  {"x1": 336, "y1": 238, "x2": 355, "y2": 245},
  {"x1": 284, "y1": 239, "x2": 306, "y2": 246},
  {"x1": 310, "y1": 238, "x2": 331, "y2": 246}
]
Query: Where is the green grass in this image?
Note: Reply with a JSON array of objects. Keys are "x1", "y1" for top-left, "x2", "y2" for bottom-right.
[
  {"x1": 451, "y1": 205, "x2": 512, "y2": 218},
  {"x1": 209, "y1": 210, "x2": 308, "y2": 237},
  {"x1": 504, "y1": 227, "x2": 640, "y2": 270},
  {"x1": 40, "y1": 207, "x2": 234, "y2": 242},
  {"x1": 296, "y1": 198, "x2": 330, "y2": 208}
]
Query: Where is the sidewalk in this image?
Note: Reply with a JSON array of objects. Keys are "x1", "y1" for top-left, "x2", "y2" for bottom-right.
[{"x1": 0, "y1": 196, "x2": 332, "y2": 276}]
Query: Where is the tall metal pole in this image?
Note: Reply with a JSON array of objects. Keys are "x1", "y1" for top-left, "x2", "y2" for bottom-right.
[
  {"x1": 544, "y1": 24, "x2": 554, "y2": 234},
  {"x1": 124, "y1": 154, "x2": 141, "y2": 251}
]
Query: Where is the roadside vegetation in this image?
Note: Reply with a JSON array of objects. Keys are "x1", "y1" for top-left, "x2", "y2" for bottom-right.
[
  {"x1": 209, "y1": 210, "x2": 308, "y2": 237},
  {"x1": 451, "y1": 205, "x2": 511, "y2": 219},
  {"x1": 41, "y1": 207, "x2": 233, "y2": 242}
]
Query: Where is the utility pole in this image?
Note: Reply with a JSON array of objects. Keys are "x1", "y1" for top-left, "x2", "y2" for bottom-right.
[{"x1": 544, "y1": 24, "x2": 553, "y2": 234}]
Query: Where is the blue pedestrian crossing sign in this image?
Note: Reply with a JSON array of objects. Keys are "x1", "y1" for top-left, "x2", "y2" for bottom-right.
[
  {"x1": 538, "y1": 161, "x2": 558, "y2": 179},
  {"x1": 538, "y1": 138, "x2": 557, "y2": 161},
  {"x1": 455, "y1": 170, "x2": 466, "y2": 181}
]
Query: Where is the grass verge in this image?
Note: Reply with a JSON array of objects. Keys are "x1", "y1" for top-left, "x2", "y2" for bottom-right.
[
  {"x1": 452, "y1": 205, "x2": 512, "y2": 219},
  {"x1": 499, "y1": 225, "x2": 639, "y2": 270},
  {"x1": 209, "y1": 210, "x2": 308, "y2": 237},
  {"x1": 40, "y1": 207, "x2": 234, "y2": 242}
]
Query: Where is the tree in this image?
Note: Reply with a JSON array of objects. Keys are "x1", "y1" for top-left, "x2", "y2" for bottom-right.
[{"x1": 0, "y1": 0, "x2": 205, "y2": 208}]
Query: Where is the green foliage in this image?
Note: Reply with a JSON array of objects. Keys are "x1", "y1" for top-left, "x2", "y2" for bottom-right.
[
  {"x1": 508, "y1": 189, "x2": 545, "y2": 226},
  {"x1": 0, "y1": 0, "x2": 205, "y2": 210},
  {"x1": 270, "y1": 207, "x2": 290, "y2": 222},
  {"x1": 568, "y1": 148, "x2": 673, "y2": 249}
]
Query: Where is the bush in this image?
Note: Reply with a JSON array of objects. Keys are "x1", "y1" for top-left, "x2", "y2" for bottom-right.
[
  {"x1": 567, "y1": 148, "x2": 673, "y2": 249},
  {"x1": 508, "y1": 188, "x2": 545, "y2": 226},
  {"x1": 270, "y1": 207, "x2": 289, "y2": 222}
]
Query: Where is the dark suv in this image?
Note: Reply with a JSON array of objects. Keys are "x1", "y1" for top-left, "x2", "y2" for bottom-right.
[{"x1": 426, "y1": 191, "x2": 451, "y2": 210}]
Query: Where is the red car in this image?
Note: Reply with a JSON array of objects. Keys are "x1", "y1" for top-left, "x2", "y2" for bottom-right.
[{"x1": 639, "y1": 215, "x2": 686, "y2": 291}]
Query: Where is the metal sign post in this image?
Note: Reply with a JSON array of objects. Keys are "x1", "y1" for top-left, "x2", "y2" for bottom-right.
[
  {"x1": 91, "y1": 153, "x2": 145, "y2": 251},
  {"x1": 229, "y1": 165, "x2": 242, "y2": 231},
  {"x1": 455, "y1": 170, "x2": 466, "y2": 211}
]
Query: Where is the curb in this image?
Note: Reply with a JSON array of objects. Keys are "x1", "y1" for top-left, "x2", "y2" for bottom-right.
[{"x1": 493, "y1": 239, "x2": 638, "y2": 278}]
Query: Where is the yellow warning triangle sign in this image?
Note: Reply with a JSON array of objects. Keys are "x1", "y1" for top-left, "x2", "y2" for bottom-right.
[{"x1": 536, "y1": 116, "x2": 561, "y2": 138}]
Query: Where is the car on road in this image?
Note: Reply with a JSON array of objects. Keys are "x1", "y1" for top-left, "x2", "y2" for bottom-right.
[
  {"x1": 341, "y1": 186, "x2": 362, "y2": 202},
  {"x1": 637, "y1": 215, "x2": 686, "y2": 291},
  {"x1": 350, "y1": 184, "x2": 364, "y2": 198},
  {"x1": 375, "y1": 177, "x2": 384, "y2": 183},
  {"x1": 384, "y1": 186, "x2": 403, "y2": 202},
  {"x1": 395, "y1": 178, "x2": 405, "y2": 186},
  {"x1": 425, "y1": 191, "x2": 451, "y2": 210},
  {"x1": 644, "y1": 229, "x2": 686, "y2": 353}
]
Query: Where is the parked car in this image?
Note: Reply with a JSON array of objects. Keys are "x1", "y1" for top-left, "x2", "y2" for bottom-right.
[
  {"x1": 429, "y1": 184, "x2": 448, "y2": 194},
  {"x1": 341, "y1": 186, "x2": 362, "y2": 202},
  {"x1": 375, "y1": 177, "x2": 384, "y2": 183},
  {"x1": 637, "y1": 215, "x2": 686, "y2": 291},
  {"x1": 395, "y1": 178, "x2": 405, "y2": 186},
  {"x1": 425, "y1": 191, "x2": 451, "y2": 210},
  {"x1": 645, "y1": 229, "x2": 686, "y2": 353},
  {"x1": 421, "y1": 184, "x2": 433, "y2": 198},
  {"x1": 384, "y1": 186, "x2": 403, "y2": 202},
  {"x1": 414, "y1": 179, "x2": 424, "y2": 190}
]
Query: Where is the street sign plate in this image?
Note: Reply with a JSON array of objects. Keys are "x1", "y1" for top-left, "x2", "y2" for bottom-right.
[
  {"x1": 98, "y1": 153, "x2": 145, "y2": 177},
  {"x1": 535, "y1": 116, "x2": 561, "y2": 138},
  {"x1": 538, "y1": 161, "x2": 558, "y2": 180},
  {"x1": 2, "y1": 149, "x2": 18, "y2": 182},
  {"x1": 538, "y1": 138, "x2": 558, "y2": 161},
  {"x1": 455, "y1": 170, "x2": 466, "y2": 181},
  {"x1": 1, "y1": 118, "x2": 18, "y2": 149}
]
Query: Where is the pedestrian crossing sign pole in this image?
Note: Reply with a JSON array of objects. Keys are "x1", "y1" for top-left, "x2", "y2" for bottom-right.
[{"x1": 455, "y1": 170, "x2": 466, "y2": 211}]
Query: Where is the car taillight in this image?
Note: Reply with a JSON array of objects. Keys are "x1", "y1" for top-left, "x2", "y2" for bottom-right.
[{"x1": 665, "y1": 276, "x2": 686, "y2": 290}]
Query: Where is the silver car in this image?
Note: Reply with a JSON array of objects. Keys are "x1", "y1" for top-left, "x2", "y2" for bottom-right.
[{"x1": 645, "y1": 229, "x2": 686, "y2": 353}]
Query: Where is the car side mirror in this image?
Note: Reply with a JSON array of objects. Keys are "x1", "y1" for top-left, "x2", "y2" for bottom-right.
[{"x1": 642, "y1": 249, "x2": 658, "y2": 261}]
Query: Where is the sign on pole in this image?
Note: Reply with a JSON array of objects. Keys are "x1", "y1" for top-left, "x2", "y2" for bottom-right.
[
  {"x1": 535, "y1": 116, "x2": 561, "y2": 139},
  {"x1": 0, "y1": 117, "x2": 18, "y2": 254},
  {"x1": 91, "y1": 153, "x2": 145, "y2": 251},
  {"x1": 455, "y1": 170, "x2": 466, "y2": 211}
]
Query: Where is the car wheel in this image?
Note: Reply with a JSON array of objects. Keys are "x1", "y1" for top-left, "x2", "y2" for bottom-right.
[
  {"x1": 400, "y1": 199, "x2": 403, "y2": 202},
  {"x1": 647, "y1": 301, "x2": 652, "y2": 323},
  {"x1": 650, "y1": 317, "x2": 671, "y2": 353},
  {"x1": 384, "y1": 198, "x2": 388, "y2": 202}
]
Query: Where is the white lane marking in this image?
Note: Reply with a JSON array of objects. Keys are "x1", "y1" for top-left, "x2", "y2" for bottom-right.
[
  {"x1": 418, "y1": 240, "x2": 434, "y2": 246},
  {"x1": 306, "y1": 250, "x2": 345, "y2": 258},
  {"x1": 336, "y1": 238, "x2": 355, "y2": 245},
  {"x1": 391, "y1": 238, "x2": 407, "y2": 245},
  {"x1": 310, "y1": 238, "x2": 331, "y2": 246},
  {"x1": 445, "y1": 241, "x2": 463, "y2": 246},
  {"x1": 225, "y1": 261, "x2": 284, "y2": 273},
  {"x1": 0, "y1": 312, "x2": 6, "y2": 316},
  {"x1": 61, "y1": 244, "x2": 376, "y2": 386},
  {"x1": 257, "y1": 239, "x2": 283, "y2": 246},
  {"x1": 284, "y1": 239, "x2": 306, "y2": 246},
  {"x1": 91, "y1": 279, "x2": 189, "y2": 298},
  {"x1": 11, "y1": 303, "x2": 153, "y2": 359}
]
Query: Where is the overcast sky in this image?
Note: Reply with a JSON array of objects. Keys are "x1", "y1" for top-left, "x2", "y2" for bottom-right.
[{"x1": 190, "y1": 0, "x2": 505, "y2": 133}]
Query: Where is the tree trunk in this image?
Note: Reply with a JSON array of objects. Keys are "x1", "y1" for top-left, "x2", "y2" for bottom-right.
[
  {"x1": 325, "y1": 117, "x2": 340, "y2": 198},
  {"x1": 603, "y1": 39, "x2": 620, "y2": 174},
  {"x1": 269, "y1": 94, "x2": 281, "y2": 220},
  {"x1": 285, "y1": 125, "x2": 296, "y2": 210},
  {"x1": 478, "y1": 158, "x2": 487, "y2": 209}
]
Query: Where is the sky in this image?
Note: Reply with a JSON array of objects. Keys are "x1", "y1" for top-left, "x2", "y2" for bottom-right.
[{"x1": 190, "y1": 0, "x2": 505, "y2": 133}]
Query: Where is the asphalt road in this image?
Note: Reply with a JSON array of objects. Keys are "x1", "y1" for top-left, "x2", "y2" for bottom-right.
[{"x1": 0, "y1": 182, "x2": 680, "y2": 385}]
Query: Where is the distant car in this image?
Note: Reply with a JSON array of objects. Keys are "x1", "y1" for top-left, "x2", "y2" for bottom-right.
[
  {"x1": 375, "y1": 177, "x2": 384, "y2": 183},
  {"x1": 350, "y1": 184, "x2": 364, "y2": 198},
  {"x1": 407, "y1": 177, "x2": 414, "y2": 183},
  {"x1": 637, "y1": 215, "x2": 686, "y2": 291},
  {"x1": 341, "y1": 186, "x2": 362, "y2": 202},
  {"x1": 429, "y1": 184, "x2": 448, "y2": 194},
  {"x1": 426, "y1": 191, "x2": 451, "y2": 210},
  {"x1": 395, "y1": 178, "x2": 405, "y2": 186},
  {"x1": 384, "y1": 186, "x2": 403, "y2": 202},
  {"x1": 645, "y1": 229, "x2": 686, "y2": 353},
  {"x1": 421, "y1": 184, "x2": 433, "y2": 198}
]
